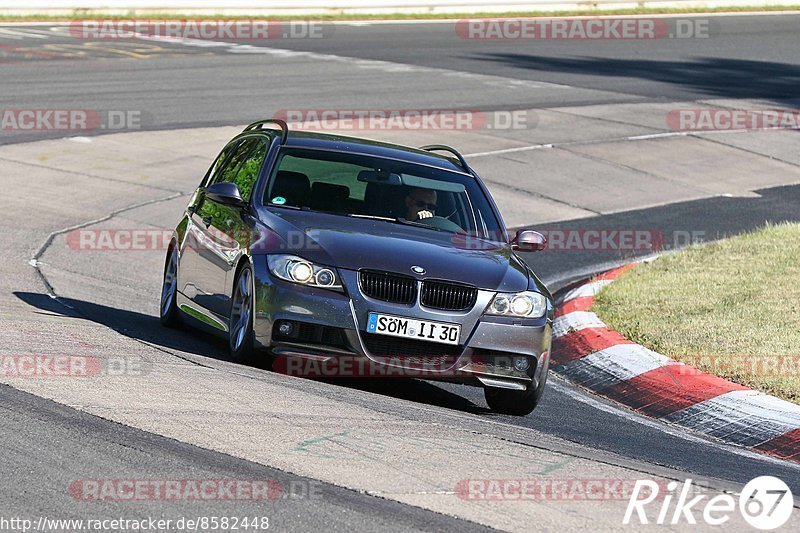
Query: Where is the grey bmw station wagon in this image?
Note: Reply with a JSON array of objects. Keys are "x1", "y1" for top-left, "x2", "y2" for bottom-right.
[{"x1": 160, "y1": 120, "x2": 553, "y2": 415}]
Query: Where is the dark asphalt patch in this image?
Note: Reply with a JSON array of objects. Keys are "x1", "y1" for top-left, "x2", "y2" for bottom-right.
[{"x1": 0, "y1": 383, "x2": 491, "y2": 532}]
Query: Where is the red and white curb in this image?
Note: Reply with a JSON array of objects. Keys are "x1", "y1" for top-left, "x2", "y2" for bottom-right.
[{"x1": 552, "y1": 264, "x2": 800, "y2": 463}]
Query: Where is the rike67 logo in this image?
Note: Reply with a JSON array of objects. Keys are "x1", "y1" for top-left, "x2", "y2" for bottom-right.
[{"x1": 624, "y1": 476, "x2": 793, "y2": 529}]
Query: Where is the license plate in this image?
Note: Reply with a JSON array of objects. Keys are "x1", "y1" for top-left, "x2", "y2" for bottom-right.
[{"x1": 366, "y1": 313, "x2": 461, "y2": 345}]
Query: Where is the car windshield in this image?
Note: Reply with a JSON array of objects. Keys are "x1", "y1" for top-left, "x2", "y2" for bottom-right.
[{"x1": 263, "y1": 148, "x2": 504, "y2": 240}]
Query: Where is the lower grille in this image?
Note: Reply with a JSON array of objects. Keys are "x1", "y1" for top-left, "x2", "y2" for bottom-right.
[
  {"x1": 397, "y1": 355, "x2": 456, "y2": 367},
  {"x1": 361, "y1": 332, "x2": 462, "y2": 364},
  {"x1": 274, "y1": 321, "x2": 349, "y2": 349},
  {"x1": 359, "y1": 270, "x2": 417, "y2": 304},
  {"x1": 421, "y1": 280, "x2": 478, "y2": 311}
]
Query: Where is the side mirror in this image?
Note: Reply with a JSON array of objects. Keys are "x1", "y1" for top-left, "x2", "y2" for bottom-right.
[
  {"x1": 206, "y1": 182, "x2": 246, "y2": 207},
  {"x1": 512, "y1": 230, "x2": 547, "y2": 252}
]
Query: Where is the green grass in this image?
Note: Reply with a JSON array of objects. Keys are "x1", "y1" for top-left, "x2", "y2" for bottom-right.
[
  {"x1": 593, "y1": 222, "x2": 800, "y2": 403},
  {"x1": 1, "y1": 6, "x2": 799, "y2": 22}
]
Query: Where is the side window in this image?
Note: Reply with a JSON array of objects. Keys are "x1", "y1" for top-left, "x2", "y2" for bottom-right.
[
  {"x1": 231, "y1": 138, "x2": 269, "y2": 202},
  {"x1": 204, "y1": 140, "x2": 241, "y2": 187},
  {"x1": 214, "y1": 137, "x2": 268, "y2": 202},
  {"x1": 218, "y1": 139, "x2": 255, "y2": 185}
]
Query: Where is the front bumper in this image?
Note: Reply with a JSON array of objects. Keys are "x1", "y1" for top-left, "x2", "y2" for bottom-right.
[{"x1": 252, "y1": 259, "x2": 552, "y2": 390}]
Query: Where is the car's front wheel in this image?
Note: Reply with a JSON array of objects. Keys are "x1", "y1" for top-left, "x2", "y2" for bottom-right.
[
  {"x1": 484, "y1": 386, "x2": 539, "y2": 416},
  {"x1": 229, "y1": 264, "x2": 256, "y2": 364},
  {"x1": 160, "y1": 247, "x2": 181, "y2": 328}
]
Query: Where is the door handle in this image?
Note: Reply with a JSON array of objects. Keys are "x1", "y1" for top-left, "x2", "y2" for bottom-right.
[{"x1": 202, "y1": 216, "x2": 212, "y2": 228}]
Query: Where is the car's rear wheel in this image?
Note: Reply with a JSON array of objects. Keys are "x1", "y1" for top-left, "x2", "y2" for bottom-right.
[
  {"x1": 229, "y1": 265, "x2": 256, "y2": 364},
  {"x1": 484, "y1": 386, "x2": 539, "y2": 416},
  {"x1": 160, "y1": 247, "x2": 181, "y2": 328}
]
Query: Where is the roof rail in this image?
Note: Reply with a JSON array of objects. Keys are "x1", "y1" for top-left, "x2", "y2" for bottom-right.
[
  {"x1": 419, "y1": 144, "x2": 469, "y2": 172},
  {"x1": 243, "y1": 119, "x2": 288, "y2": 144}
]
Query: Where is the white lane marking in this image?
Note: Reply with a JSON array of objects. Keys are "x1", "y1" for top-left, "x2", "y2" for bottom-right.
[
  {"x1": 133, "y1": 33, "x2": 573, "y2": 91},
  {"x1": 330, "y1": 11, "x2": 800, "y2": 24},
  {"x1": 465, "y1": 143, "x2": 552, "y2": 158},
  {"x1": 561, "y1": 279, "x2": 613, "y2": 302},
  {"x1": 464, "y1": 125, "x2": 799, "y2": 160},
  {"x1": 13, "y1": 28, "x2": 55, "y2": 36},
  {"x1": 665, "y1": 390, "x2": 800, "y2": 445},
  {"x1": 0, "y1": 28, "x2": 22, "y2": 39},
  {"x1": 626, "y1": 131, "x2": 688, "y2": 141},
  {"x1": 548, "y1": 377, "x2": 800, "y2": 470},
  {"x1": 48, "y1": 25, "x2": 72, "y2": 34},
  {"x1": 621, "y1": 130, "x2": 778, "y2": 141},
  {"x1": 0, "y1": 28, "x2": 49, "y2": 39},
  {"x1": 552, "y1": 310, "x2": 606, "y2": 337},
  {"x1": 0, "y1": 12, "x2": 796, "y2": 30}
]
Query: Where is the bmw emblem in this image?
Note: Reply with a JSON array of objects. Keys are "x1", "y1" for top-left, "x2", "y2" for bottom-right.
[{"x1": 411, "y1": 266, "x2": 426, "y2": 275}]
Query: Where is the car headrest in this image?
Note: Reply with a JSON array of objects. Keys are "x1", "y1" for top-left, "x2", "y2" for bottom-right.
[
  {"x1": 270, "y1": 170, "x2": 310, "y2": 205},
  {"x1": 364, "y1": 178, "x2": 403, "y2": 217},
  {"x1": 311, "y1": 182, "x2": 350, "y2": 199},
  {"x1": 363, "y1": 179, "x2": 397, "y2": 201}
]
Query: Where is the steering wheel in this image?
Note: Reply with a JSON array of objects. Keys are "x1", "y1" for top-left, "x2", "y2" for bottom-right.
[
  {"x1": 414, "y1": 215, "x2": 464, "y2": 232},
  {"x1": 443, "y1": 209, "x2": 458, "y2": 222}
]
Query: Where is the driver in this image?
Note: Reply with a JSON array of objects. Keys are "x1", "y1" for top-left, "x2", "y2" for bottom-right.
[{"x1": 404, "y1": 187, "x2": 438, "y2": 221}]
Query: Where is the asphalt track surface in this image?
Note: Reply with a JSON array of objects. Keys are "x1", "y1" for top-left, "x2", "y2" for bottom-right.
[
  {"x1": 1, "y1": 15, "x2": 798, "y2": 144},
  {"x1": 1, "y1": 15, "x2": 800, "y2": 530},
  {"x1": 1, "y1": 384, "x2": 490, "y2": 532}
]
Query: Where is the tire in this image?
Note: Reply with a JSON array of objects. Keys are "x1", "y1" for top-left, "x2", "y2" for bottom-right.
[
  {"x1": 484, "y1": 386, "x2": 539, "y2": 416},
  {"x1": 228, "y1": 264, "x2": 256, "y2": 364},
  {"x1": 160, "y1": 247, "x2": 181, "y2": 328}
]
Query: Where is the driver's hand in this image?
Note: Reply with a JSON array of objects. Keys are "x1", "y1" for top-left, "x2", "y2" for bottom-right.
[{"x1": 417, "y1": 210, "x2": 434, "y2": 220}]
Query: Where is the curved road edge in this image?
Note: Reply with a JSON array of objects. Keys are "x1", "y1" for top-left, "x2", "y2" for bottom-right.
[
  {"x1": 552, "y1": 263, "x2": 800, "y2": 463},
  {"x1": 1, "y1": 124, "x2": 799, "y2": 529}
]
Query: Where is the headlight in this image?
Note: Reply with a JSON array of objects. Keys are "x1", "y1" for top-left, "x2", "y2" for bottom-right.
[
  {"x1": 487, "y1": 291, "x2": 547, "y2": 318},
  {"x1": 268, "y1": 255, "x2": 342, "y2": 290}
]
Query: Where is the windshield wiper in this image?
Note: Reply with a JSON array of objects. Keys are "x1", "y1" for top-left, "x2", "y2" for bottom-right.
[
  {"x1": 392, "y1": 217, "x2": 447, "y2": 232},
  {"x1": 267, "y1": 204, "x2": 310, "y2": 211},
  {"x1": 346, "y1": 213, "x2": 394, "y2": 221},
  {"x1": 343, "y1": 213, "x2": 448, "y2": 233}
]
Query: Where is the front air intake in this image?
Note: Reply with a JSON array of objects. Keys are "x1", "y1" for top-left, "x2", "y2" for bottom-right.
[
  {"x1": 421, "y1": 280, "x2": 478, "y2": 311},
  {"x1": 359, "y1": 270, "x2": 417, "y2": 305}
]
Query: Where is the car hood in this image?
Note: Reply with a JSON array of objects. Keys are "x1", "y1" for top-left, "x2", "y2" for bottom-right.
[{"x1": 258, "y1": 208, "x2": 530, "y2": 292}]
